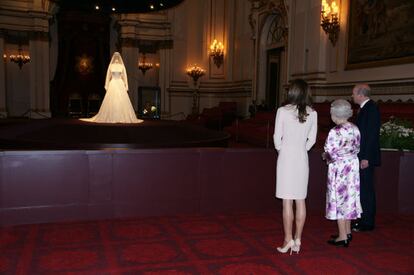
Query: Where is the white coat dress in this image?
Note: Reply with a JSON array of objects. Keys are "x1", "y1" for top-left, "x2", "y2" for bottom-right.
[{"x1": 273, "y1": 105, "x2": 318, "y2": 199}]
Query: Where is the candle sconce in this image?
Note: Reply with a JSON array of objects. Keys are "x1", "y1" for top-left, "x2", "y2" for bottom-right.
[
  {"x1": 209, "y1": 39, "x2": 224, "y2": 68},
  {"x1": 321, "y1": 0, "x2": 340, "y2": 46},
  {"x1": 186, "y1": 64, "x2": 205, "y2": 114}
]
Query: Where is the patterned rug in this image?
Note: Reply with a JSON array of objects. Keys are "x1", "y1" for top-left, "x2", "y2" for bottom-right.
[{"x1": 1, "y1": 211, "x2": 412, "y2": 274}]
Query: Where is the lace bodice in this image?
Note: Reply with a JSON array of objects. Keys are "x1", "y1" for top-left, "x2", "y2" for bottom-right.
[{"x1": 111, "y1": 64, "x2": 123, "y2": 79}]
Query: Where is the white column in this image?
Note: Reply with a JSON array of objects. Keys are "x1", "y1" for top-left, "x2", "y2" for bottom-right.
[
  {"x1": 121, "y1": 45, "x2": 139, "y2": 111},
  {"x1": 225, "y1": 0, "x2": 235, "y2": 81},
  {"x1": 39, "y1": 39, "x2": 50, "y2": 117},
  {"x1": 159, "y1": 48, "x2": 171, "y2": 114},
  {"x1": 0, "y1": 35, "x2": 7, "y2": 117},
  {"x1": 288, "y1": 0, "x2": 327, "y2": 80},
  {"x1": 29, "y1": 37, "x2": 51, "y2": 118}
]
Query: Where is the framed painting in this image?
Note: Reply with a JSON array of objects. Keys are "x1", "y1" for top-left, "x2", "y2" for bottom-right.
[{"x1": 346, "y1": 0, "x2": 414, "y2": 69}]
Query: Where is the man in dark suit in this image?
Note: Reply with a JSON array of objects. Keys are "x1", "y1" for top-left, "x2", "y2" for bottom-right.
[{"x1": 351, "y1": 84, "x2": 381, "y2": 231}]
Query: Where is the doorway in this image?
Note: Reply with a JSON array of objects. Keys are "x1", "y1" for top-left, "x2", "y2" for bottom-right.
[{"x1": 266, "y1": 48, "x2": 283, "y2": 110}]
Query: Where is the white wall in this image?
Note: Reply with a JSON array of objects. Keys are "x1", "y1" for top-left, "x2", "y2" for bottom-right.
[
  {"x1": 288, "y1": 0, "x2": 414, "y2": 102},
  {"x1": 1, "y1": 0, "x2": 413, "y2": 119},
  {"x1": 168, "y1": 0, "x2": 253, "y2": 118},
  {"x1": 0, "y1": 0, "x2": 53, "y2": 118}
]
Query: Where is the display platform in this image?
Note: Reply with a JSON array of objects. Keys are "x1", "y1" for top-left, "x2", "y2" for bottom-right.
[{"x1": 0, "y1": 118, "x2": 230, "y2": 150}]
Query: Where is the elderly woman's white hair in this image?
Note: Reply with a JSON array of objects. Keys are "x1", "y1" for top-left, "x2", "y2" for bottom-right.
[{"x1": 330, "y1": 99, "x2": 353, "y2": 120}]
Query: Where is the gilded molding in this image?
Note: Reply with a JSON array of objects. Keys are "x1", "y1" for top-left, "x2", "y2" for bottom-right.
[
  {"x1": 119, "y1": 37, "x2": 138, "y2": 48},
  {"x1": 29, "y1": 31, "x2": 49, "y2": 42},
  {"x1": 119, "y1": 38, "x2": 173, "y2": 51},
  {"x1": 311, "y1": 82, "x2": 414, "y2": 97},
  {"x1": 249, "y1": 0, "x2": 288, "y2": 41},
  {"x1": 2, "y1": 30, "x2": 30, "y2": 44},
  {"x1": 1, "y1": 29, "x2": 49, "y2": 43}
]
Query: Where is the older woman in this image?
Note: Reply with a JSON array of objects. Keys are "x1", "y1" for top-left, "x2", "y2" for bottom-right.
[{"x1": 323, "y1": 99, "x2": 362, "y2": 247}]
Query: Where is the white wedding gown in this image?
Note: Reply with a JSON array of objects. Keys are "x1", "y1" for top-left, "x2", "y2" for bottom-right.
[{"x1": 81, "y1": 63, "x2": 143, "y2": 123}]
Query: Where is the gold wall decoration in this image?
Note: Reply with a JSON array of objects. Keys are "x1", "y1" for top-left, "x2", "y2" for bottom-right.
[
  {"x1": 321, "y1": 0, "x2": 340, "y2": 46},
  {"x1": 76, "y1": 54, "x2": 94, "y2": 75}
]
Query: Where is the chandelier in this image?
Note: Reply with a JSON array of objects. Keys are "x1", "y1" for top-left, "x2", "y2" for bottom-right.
[
  {"x1": 9, "y1": 46, "x2": 30, "y2": 69},
  {"x1": 209, "y1": 39, "x2": 224, "y2": 68},
  {"x1": 186, "y1": 64, "x2": 205, "y2": 86},
  {"x1": 138, "y1": 54, "x2": 153, "y2": 75},
  {"x1": 321, "y1": 0, "x2": 340, "y2": 46}
]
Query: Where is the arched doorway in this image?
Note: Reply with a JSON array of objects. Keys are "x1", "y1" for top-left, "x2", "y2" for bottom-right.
[{"x1": 255, "y1": 2, "x2": 288, "y2": 111}]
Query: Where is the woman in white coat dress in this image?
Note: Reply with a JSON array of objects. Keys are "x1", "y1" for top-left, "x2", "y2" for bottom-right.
[
  {"x1": 81, "y1": 52, "x2": 143, "y2": 124},
  {"x1": 273, "y1": 79, "x2": 318, "y2": 254}
]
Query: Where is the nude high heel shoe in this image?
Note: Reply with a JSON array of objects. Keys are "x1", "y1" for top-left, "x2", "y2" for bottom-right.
[
  {"x1": 292, "y1": 239, "x2": 301, "y2": 254},
  {"x1": 277, "y1": 240, "x2": 295, "y2": 254}
]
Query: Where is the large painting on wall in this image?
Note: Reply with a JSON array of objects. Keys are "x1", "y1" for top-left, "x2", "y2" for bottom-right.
[{"x1": 347, "y1": 0, "x2": 414, "y2": 69}]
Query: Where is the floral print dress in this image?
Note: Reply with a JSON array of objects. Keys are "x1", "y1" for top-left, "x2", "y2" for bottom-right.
[{"x1": 325, "y1": 122, "x2": 363, "y2": 220}]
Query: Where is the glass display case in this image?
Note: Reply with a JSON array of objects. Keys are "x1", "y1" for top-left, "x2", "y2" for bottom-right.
[{"x1": 138, "y1": 86, "x2": 161, "y2": 119}]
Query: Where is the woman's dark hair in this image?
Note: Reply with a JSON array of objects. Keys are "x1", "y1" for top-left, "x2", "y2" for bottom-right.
[{"x1": 285, "y1": 79, "x2": 312, "y2": 123}]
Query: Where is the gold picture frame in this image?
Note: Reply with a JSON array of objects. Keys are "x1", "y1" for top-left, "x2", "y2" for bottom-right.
[{"x1": 346, "y1": 0, "x2": 414, "y2": 70}]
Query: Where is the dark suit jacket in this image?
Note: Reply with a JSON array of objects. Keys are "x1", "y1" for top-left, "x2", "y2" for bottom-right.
[{"x1": 356, "y1": 100, "x2": 381, "y2": 167}]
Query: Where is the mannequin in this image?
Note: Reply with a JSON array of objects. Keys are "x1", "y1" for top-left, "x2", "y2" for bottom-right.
[{"x1": 81, "y1": 52, "x2": 143, "y2": 123}]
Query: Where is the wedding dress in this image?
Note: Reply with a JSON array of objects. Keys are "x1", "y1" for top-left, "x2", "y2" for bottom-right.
[{"x1": 80, "y1": 52, "x2": 143, "y2": 123}]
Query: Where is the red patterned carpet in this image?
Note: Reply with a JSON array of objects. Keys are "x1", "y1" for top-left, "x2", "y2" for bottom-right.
[{"x1": 1, "y1": 211, "x2": 413, "y2": 274}]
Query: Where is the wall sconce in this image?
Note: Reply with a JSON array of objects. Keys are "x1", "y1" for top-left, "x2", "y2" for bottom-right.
[
  {"x1": 321, "y1": 0, "x2": 340, "y2": 46},
  {"x1": 138, "y1": 54, "x2": 153, "y2": 75},
  {"x1": 9, "y1": 45, "x2": 31, "y2": 69},
  {"x1": 186, "y1": 64, "x2": 205, "y2": 86},
  {"x1": 209, "y1": 39, "x2": 224, "y2": 68}
]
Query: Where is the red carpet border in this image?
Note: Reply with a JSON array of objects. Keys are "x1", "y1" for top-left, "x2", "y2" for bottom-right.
[{"x1": 0, "y1": 212, "x2": 413, "y2": 274}]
